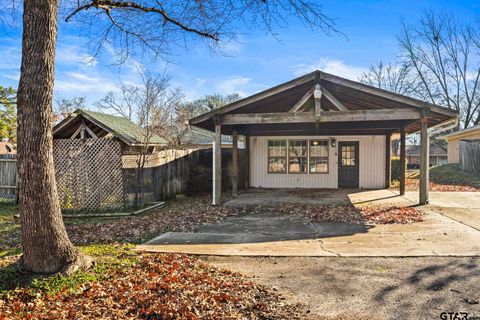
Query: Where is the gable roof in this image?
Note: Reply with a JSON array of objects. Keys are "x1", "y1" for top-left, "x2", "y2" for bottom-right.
[
  {"x1": 179, "y1": 126, "x2": 233, "y2": 146},
  {"x1": 190, "y1": 70, "x2": 458, "y2": 135},
  {"x1": 406, "y1": 144, "x2": 447, "y2": 156},
  {"x1": 441, "y1": 125, "x2": 480, "y2": 140},
  {"x1": 53, "y1": 109, "x2": 168, "y2": 146}
]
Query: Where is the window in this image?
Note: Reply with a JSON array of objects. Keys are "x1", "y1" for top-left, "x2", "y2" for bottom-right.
[
  {"x1": 341, "y1": 144, "x2": 356, "y2": 166},
  {"x1": 267, "y1": 139, "x2": 330, "y2": 174},
  {"x1": 288, "y1": 140, "x2": 308, "y2": 173},
  {"x1": 309, "y1": 140, "x2": 329, "y2": 173},
  {"x1": 268, "y1": 140, "x2": 287, "y2": 173}
]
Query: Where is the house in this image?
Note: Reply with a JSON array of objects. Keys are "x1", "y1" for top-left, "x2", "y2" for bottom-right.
[
  {"x1": 190, "y1": 70, "x2": 457, "y2": 205},
  {"x1": 405, "y1": 144, "x2": 448, "y2": 168},
  {"x1": 440, "y1": 125, "x2": 480, "y2": 164},
  {"x1": 52, "y1": 109, "x2": 170, "y2": 211},
  {"x1": 0, "y1": 138, "x2": 15, "y2": 154},
  {"x1": 178, "y1": 125, "x2": 245, "y2": 149}
]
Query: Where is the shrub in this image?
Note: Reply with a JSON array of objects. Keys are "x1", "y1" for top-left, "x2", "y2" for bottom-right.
[{"x1": 391, "y1": 156, "x2": 407, "y2": 181}]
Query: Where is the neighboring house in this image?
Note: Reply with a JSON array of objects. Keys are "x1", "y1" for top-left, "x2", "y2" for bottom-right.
[
  {"x1": 53, "y1": 109, "x2": 169, "y2": 169},
  {"x1": 406, "y1": 144, "x2": 448, "y2": 168},
  {"x1": 190, "y1": 70, "x2": 457, "y2": 205},
  {"x1": 178, "y1": 126, "x2": 245, "y2": 149},
  {"x1": 441, "y1": 125, "x2": 480, "y2": 164},
  {"x1": 0, "y1": 138, "x2": 15, "y2": 154}
]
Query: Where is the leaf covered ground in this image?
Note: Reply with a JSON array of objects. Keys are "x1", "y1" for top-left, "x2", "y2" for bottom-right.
[
  {"x1": 0, "y1": 245, "x2": 306, "y2": 319},
  {"x1": 403, "y1": 164, "x2": 480, "y2": 192}
]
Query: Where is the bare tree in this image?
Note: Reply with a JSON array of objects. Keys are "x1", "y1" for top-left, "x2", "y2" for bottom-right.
[
  {"x1": 360, "y1": 62, "x2": 420, "y2": 97},
  {"x1": 99, "y1": 70, "x2": 183, "y2": 207},
  {"x1": 54, "y1": 96, "x2": 86, "y2": 122},
  {"x1": 398, "y1": 11, "x2": 480, "y2": 128},
  {"x1": 173, "y1": 93, "x2": 241, "y2": 144},
  {"x1": 12, "y1": 0, "x2": 339, "y2": 274}
]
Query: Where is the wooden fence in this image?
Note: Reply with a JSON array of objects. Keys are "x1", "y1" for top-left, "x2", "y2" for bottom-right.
[
  {"x1": 460, "y1": 140, "x2": 480, "y2": 174},
  {"x1": 0, "y1": 154, "x2": 17, "y2": 201}
]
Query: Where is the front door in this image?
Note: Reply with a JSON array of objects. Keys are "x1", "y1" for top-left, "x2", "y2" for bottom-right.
[{"x1": 338, "y1": 141, "x2": 359, "y2": 188}]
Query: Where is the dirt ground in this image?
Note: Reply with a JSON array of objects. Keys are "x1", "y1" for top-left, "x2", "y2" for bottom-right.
[{"x1": 205, "y1": 256, "x2": 480, "y2": 320}]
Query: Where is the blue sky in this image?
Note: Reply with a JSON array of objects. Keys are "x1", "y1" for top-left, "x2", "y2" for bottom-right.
[{"x1": 0, "y1": 0, "x2": 479, "y2": 106}]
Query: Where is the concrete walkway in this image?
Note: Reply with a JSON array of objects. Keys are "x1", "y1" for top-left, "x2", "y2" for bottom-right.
[{"x1": 138, "y1": 190, "x2": 480, "y2": 257}]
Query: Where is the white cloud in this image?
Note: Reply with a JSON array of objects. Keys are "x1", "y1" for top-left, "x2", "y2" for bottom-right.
[
  {"x1": 55, "y1": 71, "x2": 119, "y2": 94},
  {"x1": 293, "y1": 58, "x2": 367, "y2": 80},
  {"x1": 195, "y1": 78, "x2": 206, "y2": 87},
  {"x1": 217, "y1": 76, "x2": 251, "y2": 96}
]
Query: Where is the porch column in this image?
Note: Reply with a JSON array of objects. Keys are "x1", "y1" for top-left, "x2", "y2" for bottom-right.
[
  {"x1": 399, "y1": 127, "x2": 406, "y2": 196},
  {"x1": 419, "y1": 117, "x2": 430, "y2": 204},
  {"x1": 245, "y1": 136, "x2": 250, "y2": 189},
  {"x1": 213, "y1": 123, "x2": 222, "y2": 205},
  {"x1": 232, "y1": 130, "x2": 238, "y2": 197},
  {"x1": 385, "y1": 133, "x2": 391, "y2": 188}
]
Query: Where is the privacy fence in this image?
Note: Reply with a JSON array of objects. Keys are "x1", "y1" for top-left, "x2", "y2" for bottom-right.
[
  {"x1": 2, "y1": 138, "x2": 246, "y2": 211},
  {"x1": 0, "y1": 154, "x2": 17, "y2": 201},
  {"x1": 460, "y1": 140, "x2": 480, "y2": 174}
]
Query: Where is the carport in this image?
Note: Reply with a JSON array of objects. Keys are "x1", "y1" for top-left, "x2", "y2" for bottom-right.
[{"x1": 189, "y1": 70, "x2": 458, "y2": 205}]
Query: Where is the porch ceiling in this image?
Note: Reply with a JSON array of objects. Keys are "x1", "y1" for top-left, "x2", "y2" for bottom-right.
[{"x1": 190, "y1": 70, "x2": 458, "y2": 136}]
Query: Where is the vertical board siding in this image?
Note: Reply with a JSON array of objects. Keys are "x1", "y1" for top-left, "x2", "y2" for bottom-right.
[
  {"x1": 0, "y1": 154, "x2": 17, "y2": 200},
  {"x1": 250, "y1": 135, "x2": 385, "y2": 189}
]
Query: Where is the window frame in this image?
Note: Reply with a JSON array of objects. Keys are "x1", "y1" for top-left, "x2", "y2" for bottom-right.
[
  {"x1": 267, "y1": 138, "x2": 330, "y2": 175},
  {"x1": 287, "y1": 139, "x2": 308, "y2": 174},
  {"x1": 267, "y1": 139, "x2": 287, "y2": 174},
  {"x1": 308, "y1": 139, "x2": 329, "y2": 174}
]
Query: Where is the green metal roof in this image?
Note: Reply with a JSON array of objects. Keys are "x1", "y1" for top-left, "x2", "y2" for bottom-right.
[
  {"x1": 179, "y1": 126, "x2": 233, "y2": 145},
  {"x1": 79, "y1": 109, "x2": 168, "y2": 145}
]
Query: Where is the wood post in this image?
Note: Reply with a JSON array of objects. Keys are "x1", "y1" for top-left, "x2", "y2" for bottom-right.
[
  {"x1": 245, "y1": 136, "x2": 250, "y2": 189},
  {"x1": 213, "y1": 123, "x2": 222, "y2": 205},
  {"x1": 419, "y1": 117, "x2": 430, "y2": 205},
  {"x1": 400, "y1": 127, "x2": 406, "y2": 196},
  {"x1": 232, "y1": 130, "x2": 238, "y2": 197},
  {"x1": 385, "y1": 133, "x2": 391, "y2": 188}
]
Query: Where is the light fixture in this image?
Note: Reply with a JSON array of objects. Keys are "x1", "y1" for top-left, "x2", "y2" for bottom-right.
[
  {"x1": 330, "y1": 138, "x2": 336, "y2": 147},
  {"x1": 313, "y1": 84, "x2": 322, "y2": 99}
]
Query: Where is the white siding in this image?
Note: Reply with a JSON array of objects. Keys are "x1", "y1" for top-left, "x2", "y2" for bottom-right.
[{"x1": 249, "y1": 135, "x2": 386, "y2": 189}]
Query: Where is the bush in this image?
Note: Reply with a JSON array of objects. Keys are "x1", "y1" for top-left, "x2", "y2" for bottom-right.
[{"x1": 391, "y1": 157, "x2": 407, "y2": 181}]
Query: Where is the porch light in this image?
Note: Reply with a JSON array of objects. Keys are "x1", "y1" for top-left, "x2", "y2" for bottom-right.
[
  {"x1": 313, "y1": 84, "x2": 322, "y2": 99},
  {"x1": 330, "y1": 138, "x2": 336, "y2": 147}
]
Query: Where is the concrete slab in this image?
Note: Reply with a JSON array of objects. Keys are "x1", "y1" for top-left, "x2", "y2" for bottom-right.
[{"x1": 138, "y1": 190, "x2": 480, "y2": 257}]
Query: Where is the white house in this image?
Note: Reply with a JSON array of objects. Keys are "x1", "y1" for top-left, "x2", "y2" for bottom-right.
[{"x1": 190, "y1": 70, "x2": 457, "y2": 205}]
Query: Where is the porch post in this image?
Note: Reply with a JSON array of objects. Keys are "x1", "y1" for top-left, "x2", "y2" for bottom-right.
[
  {"x1": 419, "y1": 116, "x2": 430, "y2": 205},
  {"x1": 245, "y1": 136, "x2": 250, "y2": 189},
  {"x1": 213, "y1": 122, "x2": 222, "y2": 205},
  {"x1": 399, "y1": 127, "x2": 406, "y2": 196},
  {"x1": 232, "y1": 130, "x2": 238, "y2": 197},
  {"x1": 385, "y1": 133, "x2": 391, "y2": 188}
]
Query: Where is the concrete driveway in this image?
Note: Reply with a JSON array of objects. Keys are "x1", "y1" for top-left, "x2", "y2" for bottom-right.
[{"x1": 138, "y1": 189, "x2": 480, "y2": 257}]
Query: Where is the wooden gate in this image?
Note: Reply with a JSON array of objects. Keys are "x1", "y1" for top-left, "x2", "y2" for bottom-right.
[{"x1": 460, "y1": 140, "x2": 480, "y2": 174}]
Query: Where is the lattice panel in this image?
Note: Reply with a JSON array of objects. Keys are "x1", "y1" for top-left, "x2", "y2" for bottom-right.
[{"x1": 53, "y1": 139, "x2": 124, "y2": 212}]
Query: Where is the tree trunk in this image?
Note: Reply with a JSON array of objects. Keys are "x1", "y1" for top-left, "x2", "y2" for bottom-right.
[{"x1": 17, "y1": 0, "x2": 92, "y2": 274}]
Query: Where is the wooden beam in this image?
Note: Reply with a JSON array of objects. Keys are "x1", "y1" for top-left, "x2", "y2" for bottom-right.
[
  {"x1": 385, "y1": 133, "x2": 391, "y2": 188},
  {"x1": 314, "y1": 84, "x2": 322, "y2": 118},
  {"x1": 84, "y1": 124, "x2": 98, "y2": 138},
  {"x1": 321, "y1": 72, "x2": 458, "y2": 118},
  {"x1": 322, "y1": 87, "x2": 348, "y2": 111},
  {"x1": 245, "y1": 136, "x2": 250, "y2": 189},
  {"x1": 289, "y1": 86, "x2": 314, "y2": 112},
  {"x1": 419, "y1": 117, "x2": 429, "y2": 204},
  {"x1": 232, "y1": 130, "x2": 238, "y2": 197},
  {"x1": 221, "y1": 109, "x2": 421, "y2": 125},
  {"x1": 213, "y1": 123, "x2": 222, "y2": 205},
  {"x1": 399, "y1": 127, "x2": 406, "y2": 196},
  {"x1": 191, "y1": 71, "x2": 317, "y2": 125},
  {"x1": 70, "y1": 123, "x2": 83, "y2": 139}
]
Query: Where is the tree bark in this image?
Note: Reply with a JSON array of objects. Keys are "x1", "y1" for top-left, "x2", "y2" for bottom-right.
[{"x1": 17, "y1": 0, "x2": 92, "y2": 274}]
